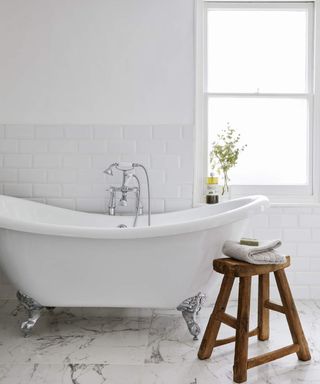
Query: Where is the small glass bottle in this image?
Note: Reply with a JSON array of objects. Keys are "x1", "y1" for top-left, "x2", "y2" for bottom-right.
[{"x1": 206, "y1": 174, "x2": 219, "y2": 204}]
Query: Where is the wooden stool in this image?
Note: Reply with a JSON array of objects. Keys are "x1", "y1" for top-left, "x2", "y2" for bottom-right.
[{"x1": 198, "y1": 256, "x2": 311, "y2": 383}]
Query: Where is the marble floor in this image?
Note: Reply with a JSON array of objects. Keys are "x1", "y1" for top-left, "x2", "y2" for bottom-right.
[{"x1": 0, "y1": 299, "x2": 319, "y2": 383}]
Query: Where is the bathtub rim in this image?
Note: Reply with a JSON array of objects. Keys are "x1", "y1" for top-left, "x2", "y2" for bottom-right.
[{"x1": 0, "y1": 195, "x2": 269, "y2": 239}]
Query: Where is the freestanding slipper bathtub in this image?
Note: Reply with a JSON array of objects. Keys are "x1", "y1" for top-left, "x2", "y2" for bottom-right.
[{"x1": 0, "y1": 194, "x2": 269, "y2": 338}]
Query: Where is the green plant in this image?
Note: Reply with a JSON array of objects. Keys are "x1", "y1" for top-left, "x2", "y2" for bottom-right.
[{"x1": 209, "y1": 124, "x2": 247, "y2": 195}]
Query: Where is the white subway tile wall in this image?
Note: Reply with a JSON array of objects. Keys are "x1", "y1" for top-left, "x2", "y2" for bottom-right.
[
  {"x1": 241, "y1": 206, "x2": 320, "y2": 300},
  {"x1": 0, "y1": 124, "x2": 194, "y2": 214},
  {"x1": 1, "y1": 124, "x2": 320, "y2": 300}
]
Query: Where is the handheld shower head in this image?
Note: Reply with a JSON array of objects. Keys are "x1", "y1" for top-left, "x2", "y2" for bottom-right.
[
  {"x1": 115, "y1": 162, "x2": 135, "y2": 172},
  {"x1": 103, "y1": 163, "x2": 119, "y2": 176},
  {"x1": 104, "y1": 168, "x2": 113, "y2": 176},
  {"x1": 104, "y1": 162, "x2": 137, "y2": 176}
]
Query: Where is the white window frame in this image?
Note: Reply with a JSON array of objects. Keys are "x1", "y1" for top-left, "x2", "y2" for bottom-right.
[{"x1": 194, "y1": 0, "x2": 320, "y2": 204}]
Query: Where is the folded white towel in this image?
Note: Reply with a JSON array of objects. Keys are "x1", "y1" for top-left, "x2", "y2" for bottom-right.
[{"x1": 222, "y1": 239, "x2": 286, "y2": 265}]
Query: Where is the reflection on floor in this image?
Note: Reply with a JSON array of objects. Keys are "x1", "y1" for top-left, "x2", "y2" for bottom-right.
[{"x1": 0, "y1": 299, "x2": 318, "y2": 383}]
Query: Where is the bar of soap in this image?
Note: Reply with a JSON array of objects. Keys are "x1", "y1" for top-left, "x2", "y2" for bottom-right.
[{"x1": 240, "y1": 238, "x2": 259, "y2": 246}]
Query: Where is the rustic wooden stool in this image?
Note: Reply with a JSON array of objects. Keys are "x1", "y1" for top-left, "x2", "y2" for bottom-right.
[{"x1": 198, "y1": 256, "x2": 311, "y2": 383}]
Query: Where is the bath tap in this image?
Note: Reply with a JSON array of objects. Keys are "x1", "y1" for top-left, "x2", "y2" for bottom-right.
[
  {"x1": 104, "y1": 162, "x2": 151, "y2": 226},
  {"x1": 106, "y1": 172, "x2": 139, "y2": 211}
]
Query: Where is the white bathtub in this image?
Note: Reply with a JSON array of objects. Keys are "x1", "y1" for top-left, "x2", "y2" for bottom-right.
[{"x1": 0, "y1": 195, "x2": 268, "y2": 309}]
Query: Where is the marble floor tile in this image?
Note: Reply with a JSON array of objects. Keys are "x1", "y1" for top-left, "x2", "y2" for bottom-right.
[
  {"x1": 0, "y1": 364, "x2": 143, "y2": 384},
  {"x1": 0, "y1": 299, "x2": 318, "y2": 383},
  {"x1": 0, "y1": 305, "x2": 151, "y2": 365},
  {"x1": 141, "y1": 361, "x2": 277, "y2": 384}
]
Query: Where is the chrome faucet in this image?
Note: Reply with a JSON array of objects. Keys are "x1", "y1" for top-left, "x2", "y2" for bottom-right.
[{"x1": 103, "y1": 162, "x2": 151, "y2": 226}]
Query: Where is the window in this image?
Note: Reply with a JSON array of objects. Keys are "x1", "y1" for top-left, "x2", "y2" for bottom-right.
[{"x1": 196, "y1": 1, "x2": 317, "y2": 201}]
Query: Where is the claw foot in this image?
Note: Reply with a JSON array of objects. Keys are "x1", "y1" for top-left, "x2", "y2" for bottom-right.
[
  {"x1": 177, "y1": 292, "x2": 206, "y2": 340},
  {"x1": 16, "y1": 291, "x2": 44, "y2": 336}
]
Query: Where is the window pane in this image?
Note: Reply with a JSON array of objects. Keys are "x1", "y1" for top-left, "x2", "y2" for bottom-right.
[
  {"x1": 208, "y1": 97, "x2": 308, "y2": 184},
  {"x1": 207, "y1": 8, "x2": 308, "y2": 93}
]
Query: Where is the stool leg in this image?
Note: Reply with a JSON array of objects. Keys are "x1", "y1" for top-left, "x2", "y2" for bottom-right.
[
  {"x1": 274, "y1": 269, "x2": 311, "y2": 361},
  {"x1": 234, "y1": 276, "x2": 251, "y2": 383},
  {"x1": 258, "y1": 273, "x2": 270, "y2": 341},
  {"x1": 198, "y1": 275, "x2": 234, "y2": 360}
]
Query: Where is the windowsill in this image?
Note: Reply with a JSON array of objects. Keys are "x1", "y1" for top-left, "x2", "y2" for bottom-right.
[
  {"x1": 231, "y1": 193, "x2": 320, "y2": 207},
  {"x1": 196, "y1": 192, "x2": 320, "y2": 207},
  {"x1": 232, "y1": 193, "x2": 320, "y2": 206},
  {"x1": 195, "y1": 199, "x2": 320, "y2": 208},
  {"x1": 270, "y1": 201, "x2": 320, "y2": 207}
]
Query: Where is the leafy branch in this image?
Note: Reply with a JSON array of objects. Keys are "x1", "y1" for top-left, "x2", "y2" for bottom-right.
[{"x1": 209, "y1": 123, "x2": 247, "y2": 195}]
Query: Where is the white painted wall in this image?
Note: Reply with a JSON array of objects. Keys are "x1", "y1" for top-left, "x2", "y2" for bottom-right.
[{"x1": 0, "y1": 0, "x2": 194, "y2": 125}]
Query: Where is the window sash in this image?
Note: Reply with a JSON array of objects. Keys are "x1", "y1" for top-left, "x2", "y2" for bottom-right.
[
  {"x1": 201, "y1": 1, "x2": 315, "y2": 199},
  {"x1": 204, "y1": 2, "x2": 314, "y2": 94}
]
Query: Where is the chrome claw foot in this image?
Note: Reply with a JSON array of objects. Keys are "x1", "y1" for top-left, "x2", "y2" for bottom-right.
[
  {"x1": 16, "y1": 291, "x2": 44, "y2": 336},
  {"x1": 177, "y1": 292, "x2": 206, "y2": 340},
  {"x1": 21, "y1": 310, "x2": 42, "y2": 336}
]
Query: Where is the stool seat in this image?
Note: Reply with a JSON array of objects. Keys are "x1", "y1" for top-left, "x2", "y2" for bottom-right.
[
  {"x1": 198, "y1": 255, "x2": 310, "y2": 383},
  {"x1": 213, "y1": 256, "x2": 290, "y2": 277}
]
